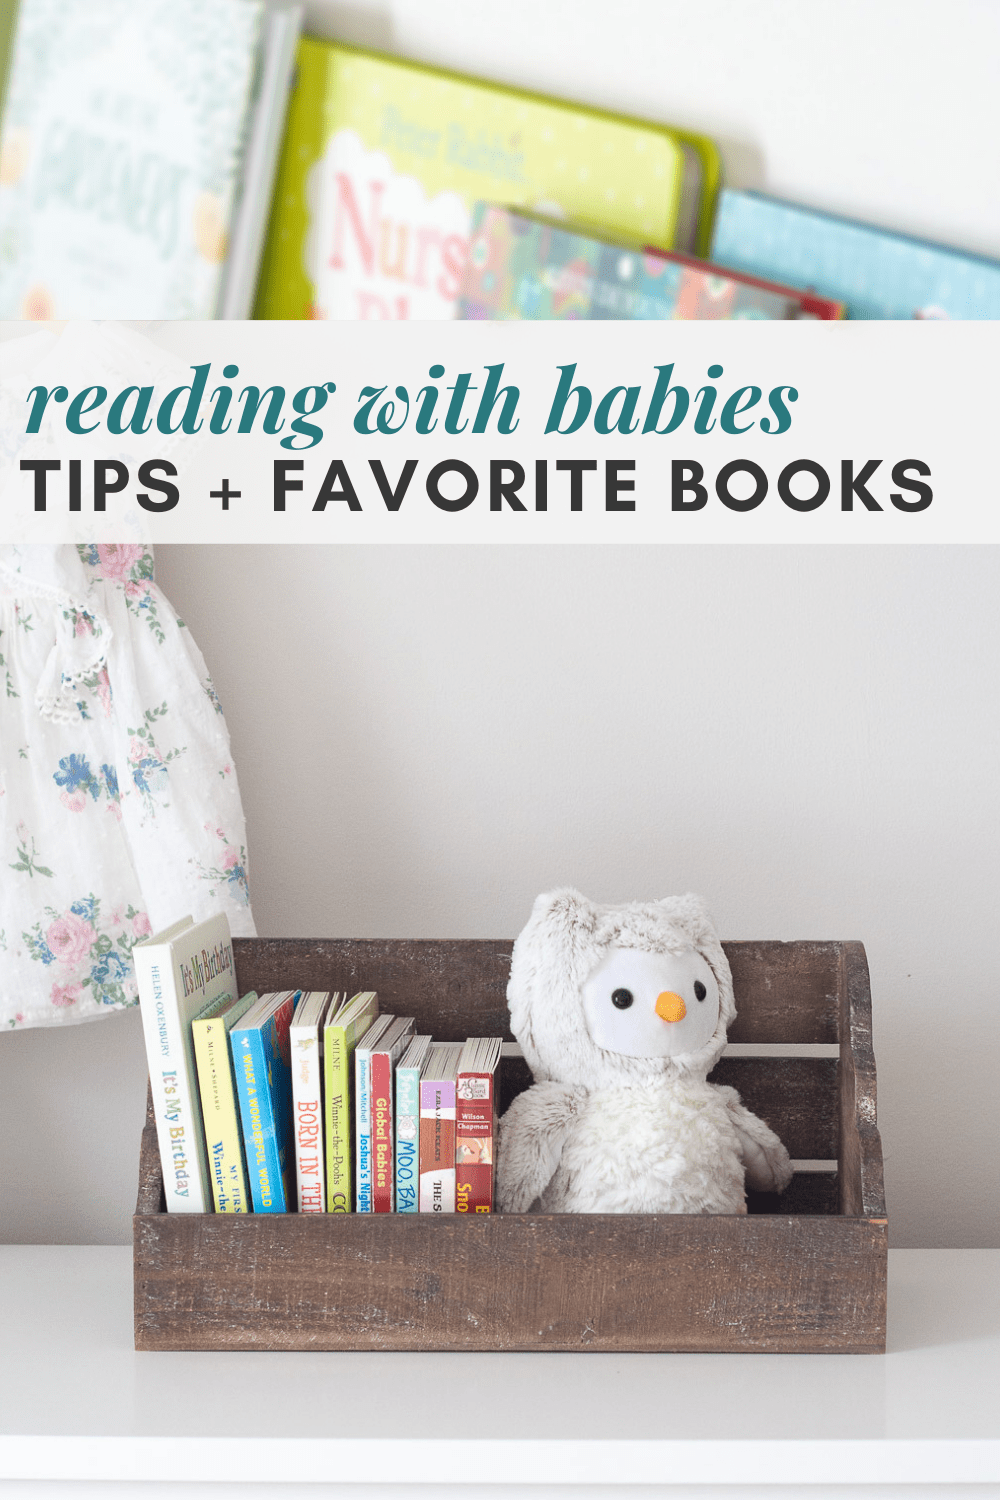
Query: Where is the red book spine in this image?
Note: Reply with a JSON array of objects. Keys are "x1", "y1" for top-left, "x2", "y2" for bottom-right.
[
  {"x1": 455, "y1": 1071, "x2": 496, "y2": 1214},
  {"x1": 371, "y1": 1050, "x2": 394, "y2": 1213}
]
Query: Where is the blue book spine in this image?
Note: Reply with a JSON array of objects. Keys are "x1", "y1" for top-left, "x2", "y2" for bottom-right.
[
  {"x1": 355, "y1": 1048, "x2": 374, "y2": 1212},
  {"x1": 232, "y1": 1019, "x2": 291, "y2": 1213},
  {"x1": 395, "y1": 1064, "x2": 420, "y2": 1214}
]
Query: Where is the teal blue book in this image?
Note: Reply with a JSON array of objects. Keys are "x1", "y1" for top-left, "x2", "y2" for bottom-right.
[
  {"x1": 395, "y1": 1035, "x2": 431, "y2": 1214},
  {"x1": 231, "y1": 989, "x2": 298, "y2": 1213},
  {"x1": 710, "y1": 189, "x2": 1000, "y2": 320}
]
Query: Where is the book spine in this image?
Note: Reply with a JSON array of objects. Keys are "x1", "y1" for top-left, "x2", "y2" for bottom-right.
[
  {"x1": 370, "y1": 1050, "x2": 395, "y2": 1213},
  {"x1": 324, "y1": 1025, "x2": 351, "y2": 1213},
  {"x1": 291, "y1": 1025, "x2": 325, "y2": 1213},
  {"x1": 456, "y1": 1071, "x2": 496, "y2": 1214},
  {"x1": 232, "y1": 1027, "x2": 288, "y2": 1213},
  {"x1": 395, "y1": 1065, "x2": 419, "y2": 1214},
  {"x1": 355, "y1": 1047, "x2": 375, "y2": 1212},
  {"x1": 193, "y1": 1016, "x2": 249, "y2": 1213},
  {"x1": 419, "y1": 1080, "x2": 456, "y2": 1213},
  {"x1": 134, "y1": 947, "x2": 210, "y2": 1213}
]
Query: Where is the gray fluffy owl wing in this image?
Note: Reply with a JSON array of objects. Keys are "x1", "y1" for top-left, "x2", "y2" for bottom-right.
[{"x1": 496, "y1": 1082, "x2": 587, "y2": 1213}]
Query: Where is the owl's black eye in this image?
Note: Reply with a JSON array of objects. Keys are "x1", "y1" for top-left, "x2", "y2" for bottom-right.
[
  {"x1": 694, "y1": 980, "x2": 707, "y2": 1001},
  {"x1": 611, "y1": 988, "x2": 634, "y2": 1010}
]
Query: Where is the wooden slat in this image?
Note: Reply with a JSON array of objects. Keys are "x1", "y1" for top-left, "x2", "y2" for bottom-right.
[
  {"x1": 707, "y1": 1056, "x2": 838, "y2": 1160},
  {"x1": 232, "y1": 937, "x2": 515, "y2": 1040},
  {"x1": 231, "y1": 937, "x2": 843, "y2": 1045},
  {"x1": 725, "y1": 940, "x2": 841, "y2": 1043},
  {"x1": 499, "y1": 1054, "x2": 838, "y2": 1160},
  {"x1": 133, "y1": 1210, "x2": 886, "y2": 1354},
  {"x1": 748, "y1": 1172, "x2": 839, "y2": 1215},
  {"x1": 500, "y1": 1042, "x2": 842, "y2": 1058}
]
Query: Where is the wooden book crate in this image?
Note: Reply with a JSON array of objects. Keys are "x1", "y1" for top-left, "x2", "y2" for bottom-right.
[{"x1": 133, "y1": 937, "x2": 887, "y2": 1354}]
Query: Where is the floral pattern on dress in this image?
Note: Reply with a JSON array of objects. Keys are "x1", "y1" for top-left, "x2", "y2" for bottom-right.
[
  {"x1": 52, "y1": 753, "x2": 120, "y2": 814},
  {"x1": 127, "y1": 702, "x2": 186, "y2": 817},
  {"x1": 0, "y1": 629, "x2": 18, "y2": 699},
  {"x1": 2, "y1": 543, "x2": 255, "y2": 1029},
  {"x1": 23, "y1": 896, "x2": 152, "y2": 1012},
  {"x1": 192, "y1": 826, "x2": 251, "y2": 907},
  {"x1": 77, "y1": 543, "x2": 166, "y2": 643},
  {"x1": 9, "y1": 821, "x2": 54, "y2": 878}
]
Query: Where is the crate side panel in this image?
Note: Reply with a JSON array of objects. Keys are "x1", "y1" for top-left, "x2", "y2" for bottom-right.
[
  {"x1": 839, "y1": 943, "x2": 886, "y2": 1219},
  {"x1": 133, "y1": 1212, "x2": 886, "y2": 1354}
]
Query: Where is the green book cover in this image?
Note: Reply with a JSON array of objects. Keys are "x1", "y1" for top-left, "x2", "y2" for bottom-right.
[
  {"x1": 254, "y1": 38, "x2": 719, "y2": 320},
  {"x1": 323, "y1": 990, "x2": 378, "y2": 1213}
]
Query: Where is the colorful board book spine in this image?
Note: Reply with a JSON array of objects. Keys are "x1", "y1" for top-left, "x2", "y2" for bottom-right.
[
  {"x1": 290, "y1": 990, "x2": 331, "y2": 1214},
  {"x1": 456, "y1": 1037, "x2": 503, "y2": 1215},
  {"x1": 370, "y1": 1017, "x2": 416, "y2": 1213},
  {"x1": 395, "y1": 1036, "x2": 432, "y2": 1215},
  {"x1": 192, "y1": 989, "x2": 258, "y2": 1214},
  {"x1": 323, "y1": 990, "x2": 379, "y2": 1213},
  {"x1": 419, "y1": 1043, "x2": 463, "y2": 1213},
  {"x1": 231, "y1": 990, "x2": 297, "y2": 1213},
  {"x1": 459, "y1": 203, "x2": 843, "y2": 321},
  {"x1": 254, "y1": 38, "x2": 719, "y2": 322},
  {"x1": 709, "y1": 188, "x2": 1000, "y2": 321},
  {"x1": 134, "y1": 913, "x2": 237, "y2": 1214},
  {"x1": 354, "y1": 1013, "x2": 394, "y2": 1212}
]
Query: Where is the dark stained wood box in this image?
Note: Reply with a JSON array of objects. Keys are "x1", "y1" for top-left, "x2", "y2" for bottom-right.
[{"x1": 133, "y1": 938, "x2": 887, "y2": 1354}]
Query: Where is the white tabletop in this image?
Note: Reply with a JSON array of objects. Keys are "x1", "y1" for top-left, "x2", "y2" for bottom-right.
[{"x1": 0, "y1": 1247, "x2": 997, "y2": 1491}]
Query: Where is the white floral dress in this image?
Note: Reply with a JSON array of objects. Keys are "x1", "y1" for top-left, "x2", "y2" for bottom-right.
[{"x1": 0, "y1": 543, "x2": 255, "y2": 1029}]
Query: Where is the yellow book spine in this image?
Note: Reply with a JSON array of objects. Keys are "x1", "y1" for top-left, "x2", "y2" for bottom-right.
[
  {"x1": 324, "y1": 1002, "x2": 378, "y2": 1212},
  {"x1": 324, "y1": 1025, "x2": 351, "y2": 1213},
  {"x1": 193, "y1": 1016, "x2": 250, "y2": 1214}
]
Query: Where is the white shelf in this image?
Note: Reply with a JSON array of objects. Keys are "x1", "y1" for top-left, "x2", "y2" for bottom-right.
[{"x1": 0, "y1": 1247, "x2": 998, "y2": 1493}]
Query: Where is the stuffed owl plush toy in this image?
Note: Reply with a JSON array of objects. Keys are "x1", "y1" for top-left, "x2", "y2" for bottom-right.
[{"x1": 497, "y1": 890, "x2": 793, "y2": 1215}]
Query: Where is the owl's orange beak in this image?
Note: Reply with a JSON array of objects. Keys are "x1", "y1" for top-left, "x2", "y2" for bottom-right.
[{"x1": 655, "y1": 990, "x2": 687, "y2": 1023}]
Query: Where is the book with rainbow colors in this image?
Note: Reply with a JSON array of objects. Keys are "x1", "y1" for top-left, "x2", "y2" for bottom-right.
[{"x1": 459, "y1": 203, "x2": 844, "y2": 320}]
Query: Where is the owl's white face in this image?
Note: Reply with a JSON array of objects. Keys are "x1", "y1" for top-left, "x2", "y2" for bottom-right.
[{"x1": 581, "y1": 945, "x2": 721, "y2": 1059}]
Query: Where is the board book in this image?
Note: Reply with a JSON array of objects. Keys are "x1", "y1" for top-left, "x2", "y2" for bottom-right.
[
  {"x1": 0, "y1": 0, "x2": 281, "y2": 319},
  {"x1": 289, "y1": 990, "x2": 332, "y2": 1213},
  {"x1": 370, "y1": 1016, "x2": 416, "y2": 1213},
  {"x1": 322, "y1": 989, "x2": 379, "y2": 1212},
  {"x1": 354, "y1": 1012, "x2": 394, "y2": 1212},
  {"x1": 134, "y1": 913, "x2": 237, "y2": 1214},
  {"x1": 459, "y1": 203, "x2": 843, "y2": 321},
  {"x1": 418, "y1": 1042, "x2": 463, "y2": 1214},
  {"x1": 456, "y1": 1037, "x2": 503, "y2": 1214},
  {"x1": 231, "y1": 989, "x2": 297, "y2": 1213},
  {"x1": 395, "y1": 1034, "x2": 432, "y2": 1215},
  {"x1": 254, "y1": 37, "x2": 719, "y2": 321},
  {"x1": 191, "y1": 988, "x2": 258, "y2": 1214},
  {"x1": 709, "y1": 188, "x2": 1000, "y2": 320}
]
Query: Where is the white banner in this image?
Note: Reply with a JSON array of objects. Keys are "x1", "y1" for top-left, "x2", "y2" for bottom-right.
[{"x1": 1, "y1": 318, "x2": 996, "y2": 543}]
